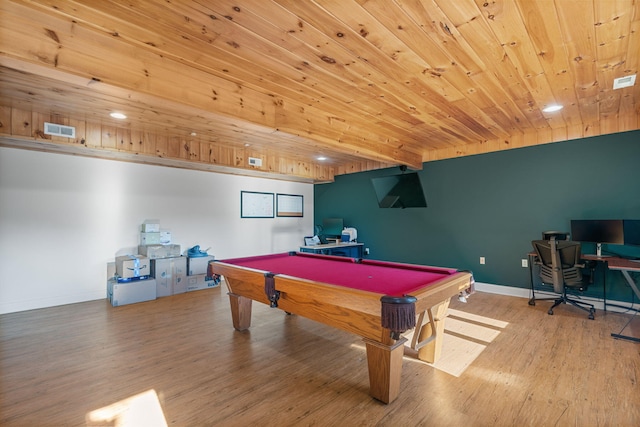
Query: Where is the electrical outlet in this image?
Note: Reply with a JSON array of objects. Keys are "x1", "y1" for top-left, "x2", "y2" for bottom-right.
[
  {"x1": 521, "y1": 259, "x2": 528, "y2": 268},
  {"x1": 364, "y1": 247, "x2": 370, "y2": 255},
  {"x1": 480, "y1": 257, "x2": 485, "y2": 265}
]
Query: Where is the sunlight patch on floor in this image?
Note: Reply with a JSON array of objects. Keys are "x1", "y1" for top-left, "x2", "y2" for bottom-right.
[
  {"x1": 444, "y1": 316, "x2": 502, "y2": 343},
  {"x1": 349, "y1": 308, "x2": 509, "y2": 377},
  {"x1": 447, "y1": 308, "x2": 510, "y2": 329},
  {"x1": 424, "y1": 333, "x2": 487, "y2": 377},
  {"x1": 86, "y1": 389, "x2": 167, "y2": 427},
  {"x1": 404, "y1": 308, "x2": 508, "y2": 377}
]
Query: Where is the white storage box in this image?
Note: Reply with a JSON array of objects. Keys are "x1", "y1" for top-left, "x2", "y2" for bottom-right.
[
  {"x1": 160, "y1": 230, "x2": 172, "y2": 245},
  {"x1": 187, "y1": 255, "x2": 215, "y2": 275},
  {"x1": 115, "y1": 255, "x2": 150, "y2": 279},
  {"x1": 108, "y1": 278, "x2": 156, "y2": 306},
  {"x1": 140, "y1": 232, "x2": 161, "y2": 245},
  {"x1": 186, "y1": 274, "x2": 220, "y2": 292},
  {"x1": 138, "y1": 244, "x2": 181, "y2": 259},
  {"x1": 141, "y1": 220, "x2": 160, "y2": 233},
  {"x1": 151, "y1": 256, "x2": 187, "y2": 297}
]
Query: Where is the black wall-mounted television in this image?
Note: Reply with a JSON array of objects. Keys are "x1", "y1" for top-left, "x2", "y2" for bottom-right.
[{"x1": 371, "y1": 173, "x2": 427, "y2": 209}]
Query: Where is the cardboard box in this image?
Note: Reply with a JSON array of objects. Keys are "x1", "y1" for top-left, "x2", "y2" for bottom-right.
[
  {"x1": 160, "y1": 230, "x2": 172, "y2": 245},
  {"x1": 107, "y1": 262, "x2": 116, "y2": 279},
  {"x1": 186, "y1": 274, "x2": 220, "y2": 292},
  {"x1": 141, "y1": 220, "x2": 160, "y2": 233},
  {"x1": 151, "y1": 256, "x2": 187, "y2": 297},
  {"x1": 187, "y1": 255, "x2": 215, "y2": 275},
  {"x1": 140, "y1": 232, "x2": 161, "y2": 245},
  {"x1": 115, "y1": 255, "x2": 150, "y2": 279},
  {"x1": 107, "y1": 278, "x2": 156, "y2": 306},
  {"x1": 138, "y1": 244, "x2": 181, "y2": 259}
]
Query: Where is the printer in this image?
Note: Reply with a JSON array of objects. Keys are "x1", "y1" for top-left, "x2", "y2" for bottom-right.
[{"x1": 341, "y1": 227, "x2": 358, "y2": 242}]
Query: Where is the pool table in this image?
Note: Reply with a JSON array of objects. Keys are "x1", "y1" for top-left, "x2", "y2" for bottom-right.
[{"x1": 208, "y1": 252, "x2": 473, "y2": 404}]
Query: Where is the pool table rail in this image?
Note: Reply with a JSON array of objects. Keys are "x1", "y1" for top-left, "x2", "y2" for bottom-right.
[
  {"x1": 412, "y1": 272, "x2": 472, "y2": 313},
  {"x1": 213, "y1": 261, "x2": 389, "y2": 342}
]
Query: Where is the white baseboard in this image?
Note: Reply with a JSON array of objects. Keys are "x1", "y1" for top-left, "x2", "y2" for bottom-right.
[
  {"x1": 0, "y1": 290, "x2": 106, "y2": 315},
  {"x1": 474, "y1": 282, "x2": 638, "y2": 314}
]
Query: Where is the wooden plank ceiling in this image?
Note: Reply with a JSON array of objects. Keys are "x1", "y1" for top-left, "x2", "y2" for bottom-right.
[{"x1": 1, "y1": 0, "x2": 639, "y2": 183}]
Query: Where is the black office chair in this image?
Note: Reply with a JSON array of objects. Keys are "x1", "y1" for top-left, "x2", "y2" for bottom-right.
[{"x1": 530, "y1": 238, "x2": 595, "y2": 319}]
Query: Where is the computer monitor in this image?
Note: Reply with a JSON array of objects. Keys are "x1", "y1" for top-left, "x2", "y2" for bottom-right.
[
  {"x1": 570, "y1": 219, "x2": 624, "y2": 257},
  {"x1": 624, "y1": 220, "x2": 640, "y2": 246},
  {"x1": 322, "y1": 218, "x2": 344, "y2": 238}
]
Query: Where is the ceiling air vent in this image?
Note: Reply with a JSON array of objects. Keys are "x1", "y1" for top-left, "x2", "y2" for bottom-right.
[
  {"x1": 613, "y1": 75, "x2": 636, "y2": 90},
  {"x1": 44, "y1": 122, "x2": 76, "y2": 138},
  {"x1": 248, "y1": 157, "x2": 262, "y2": 167}
]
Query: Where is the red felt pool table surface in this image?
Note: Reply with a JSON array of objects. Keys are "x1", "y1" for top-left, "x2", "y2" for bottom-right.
[{"x1": 220, "y1": 252, "x2": 458, "y2": 296}]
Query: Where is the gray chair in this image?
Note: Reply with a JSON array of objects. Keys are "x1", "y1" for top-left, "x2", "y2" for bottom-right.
[{"x1": 530, "y1": 238, "x2": 595, "y2": 319}]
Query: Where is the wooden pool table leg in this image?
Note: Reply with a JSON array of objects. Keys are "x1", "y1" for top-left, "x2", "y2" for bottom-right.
[
  {"x1": 228, "y1": 292, "x2": 252, "y2": 331},
  {"x1": 416, "y1": 298, "x2": 451, "y2": 363},
  {"x1": 363, "y1": 337, "x2": 407, "y2": 404}
]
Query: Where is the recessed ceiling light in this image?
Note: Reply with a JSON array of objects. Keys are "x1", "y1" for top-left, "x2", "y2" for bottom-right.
[
  {"x1": 542, "y1": 104, "x2": 563, "y2": 113},
  {"x1": 244, "y1": 143, "x2": 251, "y2": 147},
  {"x1": 190, "y1": 132, "x2": 197, "y2": 136},
  {"x1": 109, "y1": 112, "x2": 127, "y2": 119},
  {"x1": 317, "y1": 156, "x2": 327, "y2": 161}
]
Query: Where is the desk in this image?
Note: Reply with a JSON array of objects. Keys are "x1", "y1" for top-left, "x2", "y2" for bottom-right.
[
  {"x1": 208, "y1": 252, "x2": 473, "y2": 403},
  {"x1": 606, "y1": 257, "x2": 640, "y2": 301},
  {"x1": 581, "y1": 255, "x2": 640, "y2": 309},
  {"x1": 299, "y1": 242, "x2": 364, "y2": 258},
  {"x1": 582, "y1": 255, "x2": 640, "y2": 342}
]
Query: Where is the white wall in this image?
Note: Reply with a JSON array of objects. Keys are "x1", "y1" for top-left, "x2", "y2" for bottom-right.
[{"x1": 0, "y1": 147, "x2": 314, "y2": 314}]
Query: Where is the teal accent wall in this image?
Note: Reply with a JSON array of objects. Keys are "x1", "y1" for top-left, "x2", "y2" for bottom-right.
[{"x1": 314, "y1": 130, "x2": 640, "y2": 302}]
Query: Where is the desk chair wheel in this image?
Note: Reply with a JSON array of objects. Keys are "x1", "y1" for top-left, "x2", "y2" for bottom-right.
[
  {"x1": 548, "y1": 308, "x2": 554, "y2": 315},
  {"x1": 528, "y1": 299, "x2": 535, "y2": 306}
]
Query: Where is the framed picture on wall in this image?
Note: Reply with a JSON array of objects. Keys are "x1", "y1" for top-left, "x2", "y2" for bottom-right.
[
  {"x1": 241, "y1": 191, "x2": 274, "y2": 218},
  {"x1": 276, "y1": 194, "x2": 303, "y2": 217}
]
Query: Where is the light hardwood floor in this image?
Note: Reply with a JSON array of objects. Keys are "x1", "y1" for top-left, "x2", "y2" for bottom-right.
[{"x1": 1, "y1": 285, "x2": 639, "y2": 426}]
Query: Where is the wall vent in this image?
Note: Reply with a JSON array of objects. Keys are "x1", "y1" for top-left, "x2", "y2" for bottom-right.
[
  {"x1": 613, "y1": 74, "x2": 636, "y2": 90},
  {"x1": 44, "y1": 122, "x2": 76, "y2": 138},
  {"x1": 248, "y1": 157, "x2": 263, "y2": 167}
]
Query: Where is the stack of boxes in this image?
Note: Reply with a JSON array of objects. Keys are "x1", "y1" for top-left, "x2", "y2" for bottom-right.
[
  {"x1": 185, "y1": 245, "x2": 219, "y2": 291},
  {"x1": 138, "y1": 219, "x2": 185, "y2": 298},
  {"x1": 138, "y1": 219, "x2": 180, "y2": 257},
  {"x1": 107, "y1": 219, "x2": 220, "y2": 307},
  {"x1": 150, "y1": 256, "x2": 187, "y2": 297},
  {"x1": 108, "y1": 254, "x2": 156, "y2": 307}
]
